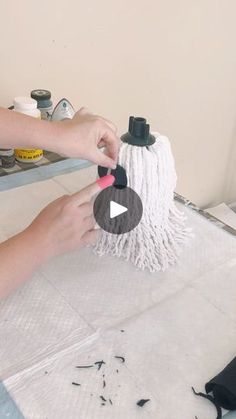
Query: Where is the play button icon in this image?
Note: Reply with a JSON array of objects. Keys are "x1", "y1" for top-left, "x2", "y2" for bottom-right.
[
  {"x1": 93, "y1": 186, "x2": 143, "y2": 234},
  {"x1": 110, "y1": 201, "x2": 128, "y2": 219}
]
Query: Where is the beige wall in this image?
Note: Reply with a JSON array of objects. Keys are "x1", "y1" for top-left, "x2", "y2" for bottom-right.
[{"x1": 0, "y1": 0, "x2": 236, "y2": 207}]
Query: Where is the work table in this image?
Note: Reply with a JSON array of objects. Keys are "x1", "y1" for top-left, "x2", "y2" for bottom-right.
[{"x1": 0, "y1": 165, "x2": 235, "y2": 419}]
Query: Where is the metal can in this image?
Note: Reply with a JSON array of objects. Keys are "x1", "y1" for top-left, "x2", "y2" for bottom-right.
[{"x1": 31, "y1": 89, "x2": 53, "y2": 120}]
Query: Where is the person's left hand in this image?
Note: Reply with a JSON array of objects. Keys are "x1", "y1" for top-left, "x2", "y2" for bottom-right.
[{"x1": 54, "y1": 107, "x2": 121, "y2": 169}]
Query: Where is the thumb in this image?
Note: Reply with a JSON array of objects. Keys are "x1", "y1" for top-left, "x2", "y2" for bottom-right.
[
  {"x1": 94, "y1": 150, "x2": 117, "y2": 170},
  {"x1": 76, "y1": 107, "x2": 91, "y2": 116}
]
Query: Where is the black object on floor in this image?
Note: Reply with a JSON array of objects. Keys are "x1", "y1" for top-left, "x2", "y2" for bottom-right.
[
  {"x1": 137, "y1": 399, "x2": 150, "y2": 407},
  {"x1": 95, "y1": 360, "x2": 106, "y2": 370},
  {"x1": 206, "y1": 357, "x2": 236, "y2": 410},
  {"x1": 192, "y1": 387, "x2": 222, "y2": 419},
  {"x1": 193, "y1": 357, "x2": 236, "y2": 418},
  {"x1": 76, "y1": 365, "x2": 93, "y2": 369},
  {"x1": 114, "y1": 356, "x2": 125, "y2": 363}
]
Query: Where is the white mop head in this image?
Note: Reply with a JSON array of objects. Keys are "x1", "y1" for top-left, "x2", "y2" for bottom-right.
[{"x1": 94, "y1": 133, "x2": 191, "y2": 272}]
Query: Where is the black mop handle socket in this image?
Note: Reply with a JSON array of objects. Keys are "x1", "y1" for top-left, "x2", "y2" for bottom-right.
[{"x1": 121, "y1": 116, "x2": 156, "y2": 147}]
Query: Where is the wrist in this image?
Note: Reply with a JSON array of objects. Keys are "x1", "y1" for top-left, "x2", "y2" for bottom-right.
[
  {"x1": 47, "y1": 120, "x2": 82, "y2": 157},
  {"x1": 20, "y1": 227, "x2": 51, "y2": 266},
  {"x1": 30, "y1": 120, "x2": 62, "y2": 153}
]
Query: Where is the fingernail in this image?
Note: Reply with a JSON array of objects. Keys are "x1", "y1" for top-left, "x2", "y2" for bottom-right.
[
  {"x1": 96, "y1": 174, "x2": 115, "y2": 189},
  {"x1": 111, "y1": 164, "x2": 117, "y2": 170}
]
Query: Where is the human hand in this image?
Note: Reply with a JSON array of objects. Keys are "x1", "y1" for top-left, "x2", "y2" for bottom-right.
[
  {"x1": 55, "y1": 107, "x2": 120, "y2": 169},
  {"x1": 25, "y1": 174, "x2": 115, "y2": 262}
]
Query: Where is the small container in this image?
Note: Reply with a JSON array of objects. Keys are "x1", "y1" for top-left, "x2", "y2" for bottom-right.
[
  {"x1": 14, "y1": 97, "x2": 43, "y2": 163},
  {"x1": 0, "y1": 148, "x2": 15, "y2": 168},
  {"x1": 31, "y1": 89, "x2": 53, "y2": 120},
  {"x1": 0, "y1": 106, "x2": 15, "y2": 168}
]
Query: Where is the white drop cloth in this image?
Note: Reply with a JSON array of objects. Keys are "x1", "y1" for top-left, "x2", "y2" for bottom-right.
[{"x1": 0, "y1": 166, "x2": 235, "y2": 419}]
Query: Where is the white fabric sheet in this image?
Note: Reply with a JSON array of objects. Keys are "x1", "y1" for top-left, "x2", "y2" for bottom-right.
[{"x1": 0, "y1": 166, "x2": 235, "y2": 419}]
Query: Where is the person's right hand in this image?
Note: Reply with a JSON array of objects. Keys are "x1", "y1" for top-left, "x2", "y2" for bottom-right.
[
  {"x1": 53, "y1": 107, "x2": 121, "y2": 169},
  {"x1": 25, "y1": 174, "x2": 115, "y2": 262}
]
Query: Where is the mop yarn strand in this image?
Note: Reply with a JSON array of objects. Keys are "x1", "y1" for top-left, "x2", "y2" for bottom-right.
[{"x1": 94, "y1": 132, "x2": 191, "y2": 272}]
